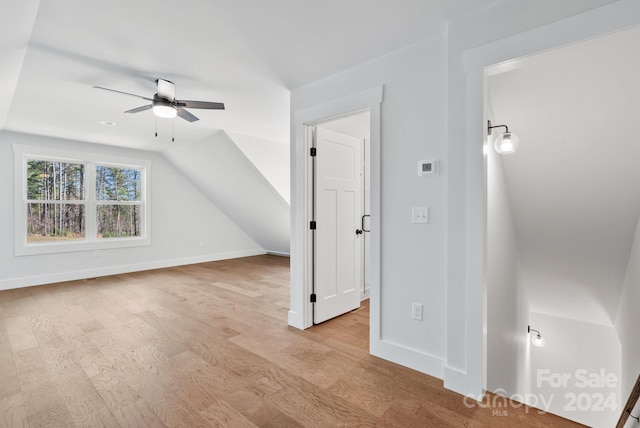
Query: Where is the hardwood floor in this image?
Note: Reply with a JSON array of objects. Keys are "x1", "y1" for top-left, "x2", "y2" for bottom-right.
[{"x1": 0, "y1": 255, "x2": 583, "y2": 427}]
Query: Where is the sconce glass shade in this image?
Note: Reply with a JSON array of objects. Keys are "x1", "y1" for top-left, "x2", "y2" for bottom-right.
[
  {"x1": 532, "y1": 334, "x2": 545, "y2": 347},
  {"x1": 494, "y1": 132, "x2": 520, "y2": 154},
  {"x1": 152, "y1": 103, "x2": 177, "y2": 119}
]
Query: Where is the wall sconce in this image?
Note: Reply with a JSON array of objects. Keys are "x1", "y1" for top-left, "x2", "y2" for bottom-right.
[
  {"x1": 488, "y1": 120, "x2": 520, "y2": 154},
  {"x1": 528, "y1": 326, "x2": 545, "y2": 347}
]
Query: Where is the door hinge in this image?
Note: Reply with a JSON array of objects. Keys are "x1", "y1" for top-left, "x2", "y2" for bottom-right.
[
  {"x1": 310, "y1": 293, "x2": 317, "y2": 303},
  {"x1": 310, "y1": 147, "x2": 317, "y2": 157},
  {"x1": 310, "y1": 221, "x2": 316, "y2": 230}
]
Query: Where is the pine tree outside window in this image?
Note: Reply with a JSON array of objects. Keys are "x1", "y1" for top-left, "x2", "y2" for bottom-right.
[{"x1": 95, "y1": 166, "x2": 142, "y2": 239}]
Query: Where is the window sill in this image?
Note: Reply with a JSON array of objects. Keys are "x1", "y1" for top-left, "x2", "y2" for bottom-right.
[{"x1": 15, "y1": 236, "x2": 151, "y2": 256}]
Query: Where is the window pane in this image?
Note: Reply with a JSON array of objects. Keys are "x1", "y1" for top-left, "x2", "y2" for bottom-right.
[
  {"x1": 27, "y1": 160, "x2": 84, "y2": 200},
  {"x1": 97, "y1": 205, "x2": 141, "y2": 238},
  {"x1": 96, "y1": 166, "x2": 141, "y2": 201},
  {"x1": 27, "y1": 203, "x2": 85, "y2": 242}
]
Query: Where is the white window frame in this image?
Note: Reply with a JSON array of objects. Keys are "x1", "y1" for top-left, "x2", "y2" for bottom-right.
[{"x1": 14, "y1": 144, "x2": 151, "y2": 256}]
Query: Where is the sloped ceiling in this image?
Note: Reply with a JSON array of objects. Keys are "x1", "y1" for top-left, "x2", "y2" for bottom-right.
[
  {"x1": 2, "y1": 0, "x2": 290, "y2": 152},
  {"x1": 488, "y1": 26, "x2": 640, "y2": 325},
  {"x1": 3, "y1": 0, "x2": 623, "y2": 150},
  {"x1": 1, "y1": 0, "x2": 511, "y2": 151},
  {"x1": 207, "y1": 0, "x2": 503, "y2": 89},
  {"x1": 164, "y1": 131, "x2": 290, "y2": 254}
]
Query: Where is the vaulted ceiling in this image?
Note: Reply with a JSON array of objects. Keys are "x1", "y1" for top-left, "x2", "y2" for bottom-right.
[{"x1": 2, "y1": 0, "x2": 504, "y2": 152}]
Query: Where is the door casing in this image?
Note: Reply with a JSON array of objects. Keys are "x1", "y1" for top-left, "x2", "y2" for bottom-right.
[{"x1": 289, "y1": 85, "x2": 382, "y2": 339}]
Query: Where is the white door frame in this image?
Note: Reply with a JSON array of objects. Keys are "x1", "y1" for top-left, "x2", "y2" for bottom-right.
[{"x1": 289, "y1": 86, "x2": 383, "y2": 338}]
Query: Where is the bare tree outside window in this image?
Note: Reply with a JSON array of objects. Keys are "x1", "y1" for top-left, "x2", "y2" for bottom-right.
[{"x1": 26, "y1": 160, "x2": 85, "y2": 242}]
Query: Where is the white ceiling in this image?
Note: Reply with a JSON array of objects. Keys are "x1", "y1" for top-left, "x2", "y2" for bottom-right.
[
  {"x1": 207, "y1": 0, "x2": 501, "y2": 89},
  {"x1": 488, "y1": 25, "x2": 640, "y2": 325},
  {"x1": 1, "y1": 0, "x2": 507, "y2": 151},
  {"x1": 2, "y1": 0, "x2": 293, "y2": 151}
]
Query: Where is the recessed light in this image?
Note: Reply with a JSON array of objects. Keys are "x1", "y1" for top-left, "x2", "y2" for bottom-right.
[{"x1": 100, "y1": 121, "x2": 116, "y2": 127}]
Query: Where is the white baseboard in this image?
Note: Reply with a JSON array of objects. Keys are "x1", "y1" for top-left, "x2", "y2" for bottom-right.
[
  {"x1": 360, "y1": 286, "x2": 370, "y2": 301},
  {"x1": 443, "y1": 366, "x2": 486, "y2": 401},
  {"x1": 288, "y1": 310, "x2": 304, "y2": 330},
  {"x1": 444, "y1": 366, "x2": 469, "y2": 396},
  {"x1": 266, "y1": 251, "x2": 290, "y2": 257},
  {"x1": 0, "y1": 249, "x2": 266, "y2": 291},
  {"x1": 371, "y1": 338, "x2": 445, "y2": 380}
]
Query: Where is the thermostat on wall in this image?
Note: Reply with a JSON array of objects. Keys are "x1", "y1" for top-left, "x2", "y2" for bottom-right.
[{"x1": 418, "y1": 159, "x2": 439, "y2": 176}]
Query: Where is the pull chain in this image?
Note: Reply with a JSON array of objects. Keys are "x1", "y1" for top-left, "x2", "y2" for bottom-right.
[
  {"x1": 172, "y1": 118, "x2": 175, "y2": 142},
  {"x1": 155, "y1": 117, "x2": 158, "y2": 138}
]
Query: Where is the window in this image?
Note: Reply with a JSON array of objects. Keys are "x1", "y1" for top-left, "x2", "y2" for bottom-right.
[
  {"x1": 26, "y1": 160, "x2": 86, "y2": 242},
  {"x1": 14, "y1": 145, "x2": 151, "y2": 255},
  {"x1": 95, "y1": 165, "x2": 142, "y2": 239}
]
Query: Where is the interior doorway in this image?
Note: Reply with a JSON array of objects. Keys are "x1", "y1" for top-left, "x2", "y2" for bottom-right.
[
  {"x1": 483, "y1": 26, "x2": 639, "y2": 427},
  {"x1": 308, "y1": 111, "x2": 371, "y2": 325}
]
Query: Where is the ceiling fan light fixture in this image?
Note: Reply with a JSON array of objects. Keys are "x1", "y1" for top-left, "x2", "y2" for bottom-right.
[
  {"x1": 94, "y1": 80, "x2": 224, "y2": 124},
  {"x1": 152, "y1": 103, "x2": 177, "y2": 119}
]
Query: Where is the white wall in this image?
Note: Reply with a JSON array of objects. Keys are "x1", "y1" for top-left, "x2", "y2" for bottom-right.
[
  {"x1": 291, "y1": 35, "x2": 448, "y2": 375},
  {"x1": 616, "y1": 216, "x2": 640, "y2": 417},
  {"x1": 227, "y1": 132, "x2": 291, "y2": 204},
  {"x1": 288, "y1": 0, "x2": 640, "y2": 404},
  {"x1": 318, "y1": 112, "x2": 370, "y2": 140},
  {"x1": 0, "y1": 131, "x2": 264, "y2": 289},
  {"x1": 0, "y1": 0, "x2": 39, "y2": 130},
  {"x1": 486, "y1": 95, "x2": 527, "y2": 397},
  {"x1": 163, "y1": 131, "x2": 290, "y2": 255},
  {"x1": 529, "y1": 312, "x2": 620, "y2": 428}
]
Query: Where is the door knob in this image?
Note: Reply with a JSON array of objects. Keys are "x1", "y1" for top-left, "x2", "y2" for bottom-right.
[{"x1": 355, "y1": 229, "x2": 363, "y2": 235}]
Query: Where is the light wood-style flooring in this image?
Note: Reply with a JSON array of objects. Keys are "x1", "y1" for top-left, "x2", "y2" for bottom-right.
[{"x1": 0, "y1": 255, "x2": 583, "y2": 427}]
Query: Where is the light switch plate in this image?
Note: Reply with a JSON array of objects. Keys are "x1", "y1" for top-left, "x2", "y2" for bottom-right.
[
  {"x1": 412, "y1": 207, "x2": 429, "y2": 224},
  {"x1": 412, "y1": 302, "x2": 423, "y2": 321}
]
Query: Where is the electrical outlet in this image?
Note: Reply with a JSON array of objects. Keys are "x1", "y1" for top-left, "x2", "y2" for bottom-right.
[
  {"x1": 412, "y1": 207, "x2": 429, "y2": 224},
  {"x1": 412, "y1": 302, "x2": 423, "y2": 321},
  {"x1": 94, "y1": 250, "x2": 100, "y2": 257},
  {"x1": 199, "y1": 241, "x2": 205, "y2": 247}
]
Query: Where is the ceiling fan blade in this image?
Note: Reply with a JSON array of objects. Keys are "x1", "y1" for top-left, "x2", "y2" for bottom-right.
[
  {"x1": 176, "y1": 108, "x2": 199, "y2": 122},
  {"x1": 175, "y1": 100, "x2": 225, "y2": 110},
  {"x1": 156, "y1": 79, "x2": 175, "y2": 101},
  {"x1": 93, "y1": 86, "x2": 153, "y2": 101},
  {"x1": 124, "y1": 104, "x2": 153, "y2": 114}
]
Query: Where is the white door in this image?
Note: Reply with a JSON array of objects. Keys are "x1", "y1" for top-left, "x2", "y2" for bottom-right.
[
  {"x1": 362, "y1": 138, "x2": 371, "y2": 299},
  {"x1": 313, "y1": 127, "x2": 363, "y2": 323}
]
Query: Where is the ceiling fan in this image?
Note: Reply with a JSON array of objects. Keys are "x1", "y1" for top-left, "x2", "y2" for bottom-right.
[{"x1": 93, "y1": 78, "x2": 225, "y2": 122}]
